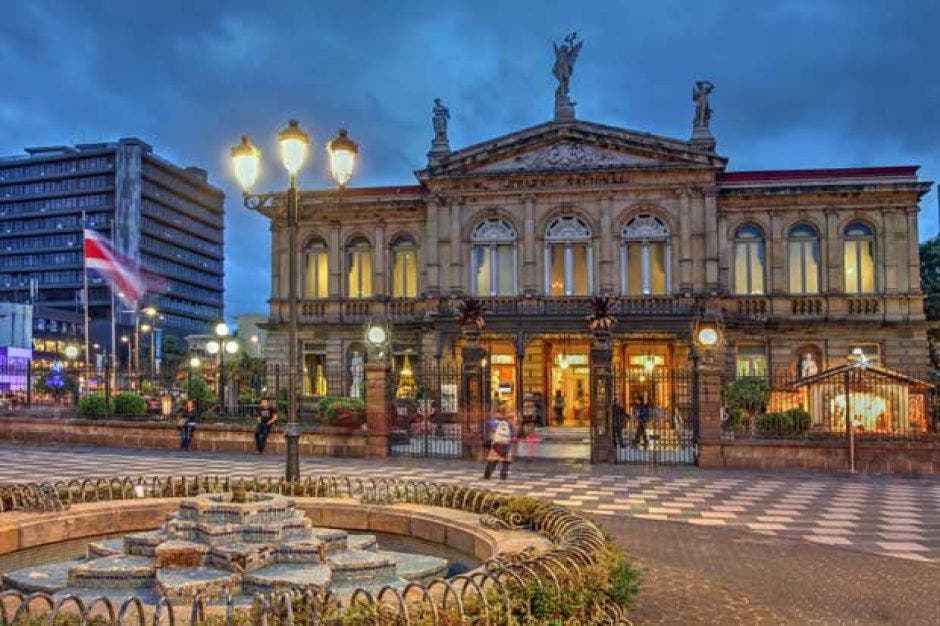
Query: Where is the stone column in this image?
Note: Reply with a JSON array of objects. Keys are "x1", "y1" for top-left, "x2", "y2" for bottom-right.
[
  {"x1": 373, "y1": 221, "x2": 386, "y2": 297},
  {"x1": 522, "y1": 195, "x2": 537, "y2": 294},
  {"x1": 460, "y1": 331, "x2": 486, "y2": 460},
  {"x1": 703, "y1": 189, "x2": 719, "y2": 294},
  {"x1": 825, "y1": 208, "x2": 841, "y2": 293},
  {"x1": 677, "y1": 188, "x2": 692, "y2": 294},
  {"x1": 364, "y1": 361, "x2": 390, "y2": 458},
  {"x1": 694, "y1": 337, "x2": 726, "y2": 469},
  {"x1": 907, "y1": 207, "x2": 921, "y2": 294},
  {"x1": 599, "y1": 193, "x2": 614, "y2": 294},
  {"x1": 329, "y1": 221, "x2": 341, "y2": 297},
  {"x1": 590, "y1": 328, "x2": 614, "y2": 463},
  {"x1": 449, "y1": 197, "x2": 463, "y2": 295},
  {"x1": 425, "y1": 197, "x2": 441, "y2": 296}
]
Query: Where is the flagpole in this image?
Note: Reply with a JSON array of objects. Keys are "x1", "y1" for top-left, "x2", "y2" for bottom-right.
[
  {"x1": 82, "y1": 213, "x2": 90, "y2": 371},
  {"x1": 110, "y1": 223, "x2": 117, "y2": 391}
]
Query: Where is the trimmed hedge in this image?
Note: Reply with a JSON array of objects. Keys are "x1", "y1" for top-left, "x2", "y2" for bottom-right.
[
  {"x1": 113, "y1": 393, "x2": 147, "y2": 416},
  {"x1": 77, "y1": 393, "x2": 110, "y2": 417},
  {"x1": 755, "y1": 408, "x2": 811, "y2": 437}
]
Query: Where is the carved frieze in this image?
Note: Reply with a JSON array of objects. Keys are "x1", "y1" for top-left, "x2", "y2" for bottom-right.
[{"x1": 476, "y1": 141, "x2": 656, "y2": 173}]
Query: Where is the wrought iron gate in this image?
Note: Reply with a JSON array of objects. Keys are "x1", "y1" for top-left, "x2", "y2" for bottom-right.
[
  {"x1": 612, "y1": 366, "x2": 698, "y2": 465},
  {"x1": 387, "y1": 363, "x2": 463, "y2": 458}
]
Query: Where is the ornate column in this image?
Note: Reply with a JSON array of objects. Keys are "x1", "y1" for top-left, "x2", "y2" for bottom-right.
[
  {"x1": 882, "y1": 208, "x2": 897, "y2": 293},
  {"x1": 449, "y1": 197, "x2": 463, "y2": 295},
  {"x1": 824, "y1": 208, "x2": 841, "y2": 293},
  {"x1": 522, "y1": 194, "x2": 537, "y2": 294},
  {"x1": 457, "y1": 299, "x2": 486, "y2": 459},
  {"x1": 599, "y1": 193, "x2": 614, "y2": 294},
  {"x1": 907, "y1": 207, "x2": 922, "y2": 294},
  {"x1": 677, "y1": 188, "x2": 692, "y2": 294},
  {"x1": 373, "y1": 220, "x2": 386, "y2": 297},
  {"x1": 425, "y1": 196, "x2": 441, "y2": 296},
  {"x1": 588, "y1": 298, "x2": 615, "y2": 463},
  {"x1": 328, "y1": 221, "x2": 341, "y2": 297},
  {"x1": 703, "y1": 188, "x2": 719, "y2": 294},
  {"x1": 693, "y1": 323, "x2": 726, "y2": 469}
]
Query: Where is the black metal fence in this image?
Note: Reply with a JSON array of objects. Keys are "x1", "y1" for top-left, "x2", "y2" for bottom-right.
[
  {"x1": 613, "y1": 366, "x2": 698, "y2": 465},
  {"x1": 388, "y1": 362, "x2": 463, "y2": 458},
  {"x1": 725, "y1": 366, "x2": 939, "y2": 442}
]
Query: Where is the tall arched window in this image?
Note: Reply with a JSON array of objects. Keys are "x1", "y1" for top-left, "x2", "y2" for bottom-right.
[
  {"x1": 787, "y1": 223, "x2": 820, "y2": 294},
  {"x1": 346, "y1": 236, "x2": 373, "y2": 298},
  {"x1": 303, "y1": 238, "x2": 329, "y2": 298},
  {"x1": 621, "y1": 215, "x2": 670, "y2": 295},
  {"x1": 390, "y1": 235, "x2": 418, "y2": 298},
  {"x1": 733, "y1": 224, "x2": 765, "y2": 295},
  {"x1": 844, "y1": 221, "x2": 875, "y2": 293},
  {"x1": 545, "y1": 216, "x2": 592, "y2": 296},
  {"x1": 470, "y1": 217, "x2": 517, "y2": 296}
]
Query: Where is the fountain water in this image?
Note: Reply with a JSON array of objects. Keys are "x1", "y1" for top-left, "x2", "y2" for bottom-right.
[{"x1": 2, "y1": 492, "x2": 449, "y2": 603}]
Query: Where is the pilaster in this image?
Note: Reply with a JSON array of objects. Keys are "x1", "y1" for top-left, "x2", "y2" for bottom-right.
[
  {"x1": 364, "y1": 362, "x2": 390, "y2": 458},
  {"x1": 522, "y1": 194, "x2": 537, "y2": 294}
]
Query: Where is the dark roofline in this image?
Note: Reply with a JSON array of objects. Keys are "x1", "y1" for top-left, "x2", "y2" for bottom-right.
[
  {"x1": 718, "y1": 166, "x2": 919, "y2": 184},
  {"x1": 301, "y1": 184, "x2": 425, "y2": 198}
]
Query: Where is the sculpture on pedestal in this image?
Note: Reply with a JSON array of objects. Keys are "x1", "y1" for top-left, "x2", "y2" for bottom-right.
[
  {"x1": 552, "y1": 32, "x2": 582, "y2": 120},
  {"x1": 690, "y1": 80, "x2": 716, "y2": 151},
  {"x1": 428, "y1": 98, "x2": 451, "y2": 161}
]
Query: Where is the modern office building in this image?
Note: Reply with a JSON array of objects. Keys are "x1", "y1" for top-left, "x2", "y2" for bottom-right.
[{"x1": 0, "y1": 138, "x2": 225, "y2": 354}]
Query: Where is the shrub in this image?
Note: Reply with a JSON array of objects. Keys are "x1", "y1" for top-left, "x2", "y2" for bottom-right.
[
  {"x1": 317, "y1": 395, "x2": 346, "y2": 414},
  {"x1": 325, "y1": 398, "x2": 366, "y2": 427},
  {"x1": 725, "y1": 376, "x2": 771, "y2": 414},
  {"x1": 78, "y1": 393, "x2": 110, "y2": 417},
  {"x1": 755, "y1": 408, "x2": 811, "y2": 437},
  {"x1": 113, "y1": 392, "x2": 148, "y2": 416}
]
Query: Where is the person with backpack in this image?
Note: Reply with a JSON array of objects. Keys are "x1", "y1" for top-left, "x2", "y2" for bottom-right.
[{"x1": 483, "y1": 413, "x2": 513, "y2": 480}]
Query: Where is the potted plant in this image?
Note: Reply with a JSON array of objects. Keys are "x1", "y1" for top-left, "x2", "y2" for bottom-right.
[{"x1": 724, "y1": 377, "x2": 771, "y2": 437}]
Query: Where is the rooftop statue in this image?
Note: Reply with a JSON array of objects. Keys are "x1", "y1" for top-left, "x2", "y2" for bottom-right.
[{"x1": 552, "y1": 32, "x2": 582, "y2": 120}]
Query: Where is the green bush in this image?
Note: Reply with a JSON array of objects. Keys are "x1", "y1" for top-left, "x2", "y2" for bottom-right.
[
  {"x1": 324, "y1": 398, "x2": 365, "y2": 420},
  {"x1": 725, "y1": 376, "x2": 771, "y2": 414},
  {"x1": 755, "y1": 408, "x2": 811, "y2": 437},
  {"x1": 113, "y1": 392, "x2": 147, "y2": 416},
  {"x1": 317, "y1": 395, "x2": 346, "y2": 414},
  {"x1": 186, "y1": 375, "x2": 214, "y2": 413},
  {"x1": 78, "y1": 393, "x2": 110, "y2": 417}
]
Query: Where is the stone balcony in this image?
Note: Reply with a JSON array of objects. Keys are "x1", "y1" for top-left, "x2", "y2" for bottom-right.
[{"x1": 267, "y1": 293, "x2": 924, "y2": 326}]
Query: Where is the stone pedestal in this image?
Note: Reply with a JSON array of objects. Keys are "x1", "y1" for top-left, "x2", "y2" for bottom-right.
[
  {"x1": 589, "y1": 330, "x2": 614, "y2": 464},
  {"x1": 364, "y1": 362, "x2": 390, "y2": 458},
  {"x1": 694, "y1": 346, "x2": 725, "y2": 468},
  {"x1": 554, "y1": 96, "x2": 576, "y2": 121}
]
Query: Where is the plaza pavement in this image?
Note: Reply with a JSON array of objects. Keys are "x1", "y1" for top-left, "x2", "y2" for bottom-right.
[
  {"x1": 2, "y1": 443, "x2": 938, "y2": 565},
  {"x1": 2, "y1": 443, "x2": 938, "y2": 623}
]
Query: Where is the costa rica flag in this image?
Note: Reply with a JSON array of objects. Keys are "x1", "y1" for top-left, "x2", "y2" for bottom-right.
[{"x1": 83, "y1": 229, "x2": 148, "y2": 304}]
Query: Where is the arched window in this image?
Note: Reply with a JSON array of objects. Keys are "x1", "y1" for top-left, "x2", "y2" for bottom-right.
[
  {"x1": 620, "y1": 215, "x2": 670, "y2": 295},
  {"x1": 346, "y1": 236, "x2": 373, "y2": 298},
  {"x1": 545, "y1": 216, "x2": 592, "y2": 296},
  {"x1": 470, "y1": 218, "x2": 517, "y2": 296},
  {"x1": 844, "y1": 221, "x2": 875, "y2": 293},
  {"x1": 390, "y1": 235, "x2": 418, "y2": 298},
  {"x1": 787, "y1": 224, "x2": 820, "y2": 294},
  {"x1": 303, "y1": 238, "x2": 329, "y2": 298},
  {"x1": 733, "y1": 224, "x2": 765, "y2": 295}
]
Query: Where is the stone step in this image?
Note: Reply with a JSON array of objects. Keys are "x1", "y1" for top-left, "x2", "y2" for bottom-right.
[
  {"x1": 347, "y1": 534, "x2": 378, "y2": 551},
  {"x1": 242, "y1": 563, "x2": 330, "y2": 595},
  {"x1": 87, "y1": 538, "x2": 125, "y2": 559},
  {"x1": 67, "y1": 555, "x2": 155, "y2": 588},
  {"x1": 377, "y1": 550, "x2": 449, "y2": 582},
  {"x1": 207, "y1": 542, "x2": 277, "y2": 572},
  {"x1": 156, "y1": 567, "x2": 241, "y2": 601},
  {"x1": 309, "y1": 527, "x2": 349, "y2": 553},
  {"x1": 327, "y1": 549, "x2": 396, "y2": 586},
  {"x1": 2, "y1": 560, "x2": 80, "y2": 594},
  {"x1": 124, "y1": 530, "x2": 168, "y2": 556}
]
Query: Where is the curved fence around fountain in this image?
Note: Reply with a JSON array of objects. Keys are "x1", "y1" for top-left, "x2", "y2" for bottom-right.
[{"x1": 0, "y1": 475, "x2": 629, "y2": 625}]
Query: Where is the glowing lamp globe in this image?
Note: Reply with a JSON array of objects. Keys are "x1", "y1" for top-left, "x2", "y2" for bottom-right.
[
  {"x1": 697, "y1": 327, "x2": 719, "y2": 347},
  {"x1": 225, "y1": 340, "x2": 239, "y2": 355},
  {"x1": 327, "y1": 128, "x2": 358, "y2": 188},
  {"x1": 189, "y1": 357, "x2": 201, "y2": 368},
  {"x1": 206, "y1": 341, "x2": 220, "y2": 355},
  {"x1": 230, "y1": 135, "x2": 261, "y2": 191},
  {"x1": 215, "y1": 322, "x2": 230, "y2": 337},
  {"x1": 278, "y1": 120, "x2": 309, "y2": 176}
]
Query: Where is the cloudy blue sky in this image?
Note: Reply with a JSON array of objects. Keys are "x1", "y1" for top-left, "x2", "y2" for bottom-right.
[{"x1": 1, "y1": 0, "x2": 937, "y2": 318}]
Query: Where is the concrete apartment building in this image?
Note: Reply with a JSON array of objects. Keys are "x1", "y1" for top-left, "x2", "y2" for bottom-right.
[{"x1": 0, "y1": 138, "x2": 225, "y2": 355}]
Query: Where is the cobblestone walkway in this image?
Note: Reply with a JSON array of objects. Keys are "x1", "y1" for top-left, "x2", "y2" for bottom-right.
[{"x1": 3, "y1": 444, "x2": 939, "y2": 565}]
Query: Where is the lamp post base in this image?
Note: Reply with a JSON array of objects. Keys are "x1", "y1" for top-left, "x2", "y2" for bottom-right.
[{"x1": 284, "y1": 423, "x2": 301, "y2": 482}]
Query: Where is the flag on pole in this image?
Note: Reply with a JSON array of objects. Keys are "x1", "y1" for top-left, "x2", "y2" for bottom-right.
[{"x1": 83, "y1": 229, "x2": 148, "y2": 305}]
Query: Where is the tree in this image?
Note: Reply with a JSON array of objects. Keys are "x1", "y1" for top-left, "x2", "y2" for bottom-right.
[{"x1": 919, "y1": 236, "x2": 940, "y2": 319}]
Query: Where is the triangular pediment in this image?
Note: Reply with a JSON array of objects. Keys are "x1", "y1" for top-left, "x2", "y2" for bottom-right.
[{"x1": 418, "y1": 119, "x2": 726, "y2": 179}]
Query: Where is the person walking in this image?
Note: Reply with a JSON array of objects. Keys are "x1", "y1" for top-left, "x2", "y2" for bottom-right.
[
  {"x1": 552, "y1": 389, "x2": 565, "y2": 426},
  {"x1": 612, "y1": 396, "x2": 626, "y2": 448},
  {"x1": 178, "y1": 400, "x2": 198, "y2": 451},
  {"x1": 254, "y1": 397, "x2": 279, "y2": 454},
  {"x1": 483, "y1": 412, "x2": 513, "y2": 480},
  {"x1": 632, "y1": 396, "x2": 650, "y2": 449}
]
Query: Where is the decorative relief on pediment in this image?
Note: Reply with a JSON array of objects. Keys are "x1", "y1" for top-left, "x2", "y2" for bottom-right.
[{"x1": 475, "y1": 141, "x2": 655, "y2": 173}]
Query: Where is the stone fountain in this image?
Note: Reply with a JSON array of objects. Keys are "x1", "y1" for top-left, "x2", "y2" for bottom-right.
[{"x1": 2, "y1": 491, "x2": 449, "y2": 603}]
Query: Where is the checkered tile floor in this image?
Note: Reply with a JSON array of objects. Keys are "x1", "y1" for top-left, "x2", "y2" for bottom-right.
[{"x1": 2, "y1": 444, "x2": 938, "y2": 564}]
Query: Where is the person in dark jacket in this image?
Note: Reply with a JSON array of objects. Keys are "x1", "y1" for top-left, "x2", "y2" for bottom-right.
[
  {"x1": 179, "y1": 400, "x2": 198, "y2": 451},
  {"x1": 255, "y1": 398, "x2": 280, "y2": 454},
  {"x1": 632, "y1": 395, "x2": 650, "y2": 448},
  {"x1": 612, "y1": 397, "x2": 627, "y2": 448}
]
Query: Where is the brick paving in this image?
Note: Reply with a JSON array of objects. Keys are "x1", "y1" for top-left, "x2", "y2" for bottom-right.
[{"x1": 2, "y1": 443, "x2": 938, "y2": 566}]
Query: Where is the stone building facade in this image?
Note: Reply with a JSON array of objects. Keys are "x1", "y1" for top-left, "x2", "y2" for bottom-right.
[{"x1": 262, "y1": 111, "x2": 931, "y2": 426}]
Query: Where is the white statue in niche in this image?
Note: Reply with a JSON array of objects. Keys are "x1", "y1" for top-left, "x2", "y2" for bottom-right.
[
  {"x1": 800, "y1": 352, "x2": 818, "y2": 378},
  {"x1": 349, "y1": 352, "x2": 364, "y2": 399}
]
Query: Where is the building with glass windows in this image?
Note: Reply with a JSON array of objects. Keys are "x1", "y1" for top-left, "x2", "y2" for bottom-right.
[
  {"x1": 262, "y1": 102, "x2": 932, "y2": 431},
  {"x1": 0, "y1": 138, "x2": 224, "y2": 355}
]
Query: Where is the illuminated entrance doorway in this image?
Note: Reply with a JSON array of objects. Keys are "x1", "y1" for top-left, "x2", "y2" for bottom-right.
[{"x1": 548, "y1": 341, "x2": 591, "y2": 427}]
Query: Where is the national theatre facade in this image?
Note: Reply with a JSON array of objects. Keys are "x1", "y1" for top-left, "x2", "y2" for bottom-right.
[{"x1": 261, "y1": 43, "x2": 932, "y2": 457}]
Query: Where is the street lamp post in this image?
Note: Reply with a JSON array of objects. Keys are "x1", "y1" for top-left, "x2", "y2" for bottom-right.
[
  {"x1": 231, "y1": 122, "x2": 358, "y2": 482},
  {"x1": 188, "y1": 356, "x2": 201, "y2": 406},
  {"x1": 210, "y1": 323, "x2": 239, "y2": 414}
]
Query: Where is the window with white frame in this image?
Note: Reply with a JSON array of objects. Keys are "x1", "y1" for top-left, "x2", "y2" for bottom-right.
[
  {"x1": 620, "y1": 214, "x2": 670, "y2": 295},
  {"x1": 470, "y1": 218, "x2": 517, "y2": 296},
  {"x1": 843, "y1": 221, "x2": 875, "y2": 294},
  {"x1": 545, "y1": 216, "x2": 592, "y2": 296},
  {"x1": 733, "y1": 224, "x2": 765, "y2": 295},
  {"x1": 390, "y1": 235, "x2": 418, "y2": 298},
  {"x1": 787, "y1": 223, "x2": 820, "y2": 294},
  {"x1": 303, "y1": 238, "x2": 329, "y2": 298},
  {"x1": 735, "y1": 345, "x2": 768, "y2": 378}
]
